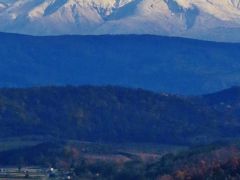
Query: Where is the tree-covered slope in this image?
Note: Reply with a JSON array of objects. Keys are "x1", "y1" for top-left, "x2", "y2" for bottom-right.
[{"x1": 1, "y1": 85, "x2": 240, "y2": 145}]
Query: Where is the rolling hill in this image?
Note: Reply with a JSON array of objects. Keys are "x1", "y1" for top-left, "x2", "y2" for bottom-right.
[{"x1": 0, "y1": 85, "x2": 240, "y2": 145}]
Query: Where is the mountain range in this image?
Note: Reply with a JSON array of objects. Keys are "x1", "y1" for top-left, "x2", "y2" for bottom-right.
[
  {"x1": 1, "y1": 32, "x2": 240, "y2": 94},
  {"x1": 0, "y1": 0, "x2": 240, "y2": 41}
]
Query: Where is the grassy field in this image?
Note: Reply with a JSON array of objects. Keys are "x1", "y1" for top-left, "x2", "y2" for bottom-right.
[
  {"x1": 0, "y1": 136, "x2": 188, "y2": 179},
  {"x1": 0, "y1": 136, "x2": 51, "y2": 152}
]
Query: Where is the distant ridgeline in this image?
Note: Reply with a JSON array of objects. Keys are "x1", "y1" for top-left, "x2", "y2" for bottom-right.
[
  {"x1": 1, "y1": 85, "x2": 240, "y2": 145},
  {"x1": 1, "y1": 32, "x2": 240, "y2": 94}
]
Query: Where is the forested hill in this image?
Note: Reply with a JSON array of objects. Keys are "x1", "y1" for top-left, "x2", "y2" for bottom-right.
[
  {"x1": 1, "y1": 85, "x2": 240, "y2": 145},
  {"x1": 1, "y1": 32, "x2": 240, "y2": 94}
]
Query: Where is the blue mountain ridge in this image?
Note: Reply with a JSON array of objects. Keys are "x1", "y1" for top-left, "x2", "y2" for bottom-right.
[{"x1": 1, "y1": 32, "x2": 240, "y2": 94}]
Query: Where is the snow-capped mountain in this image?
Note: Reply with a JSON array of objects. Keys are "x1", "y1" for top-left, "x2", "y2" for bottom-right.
[{"x1": 0, "y1": 0, "x2": 240, "y2": 41}]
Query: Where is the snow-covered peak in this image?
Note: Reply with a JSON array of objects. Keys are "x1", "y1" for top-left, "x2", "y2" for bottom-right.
[
  {"x1": 0, "y1": 0, "x2": 240, "y2": 41},
  {"x1": 229, "y1": 0, "x2": 240, "y2": 8}
]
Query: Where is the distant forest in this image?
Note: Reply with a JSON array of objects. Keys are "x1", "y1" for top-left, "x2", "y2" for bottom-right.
[{"x1": 0, "y1": 85, "x2": 240, "y2": 145}]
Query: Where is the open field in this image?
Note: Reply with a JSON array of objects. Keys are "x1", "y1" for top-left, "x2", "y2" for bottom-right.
[{"x1": 0, "y1": 136, "x2": 189, "y2": 179}]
